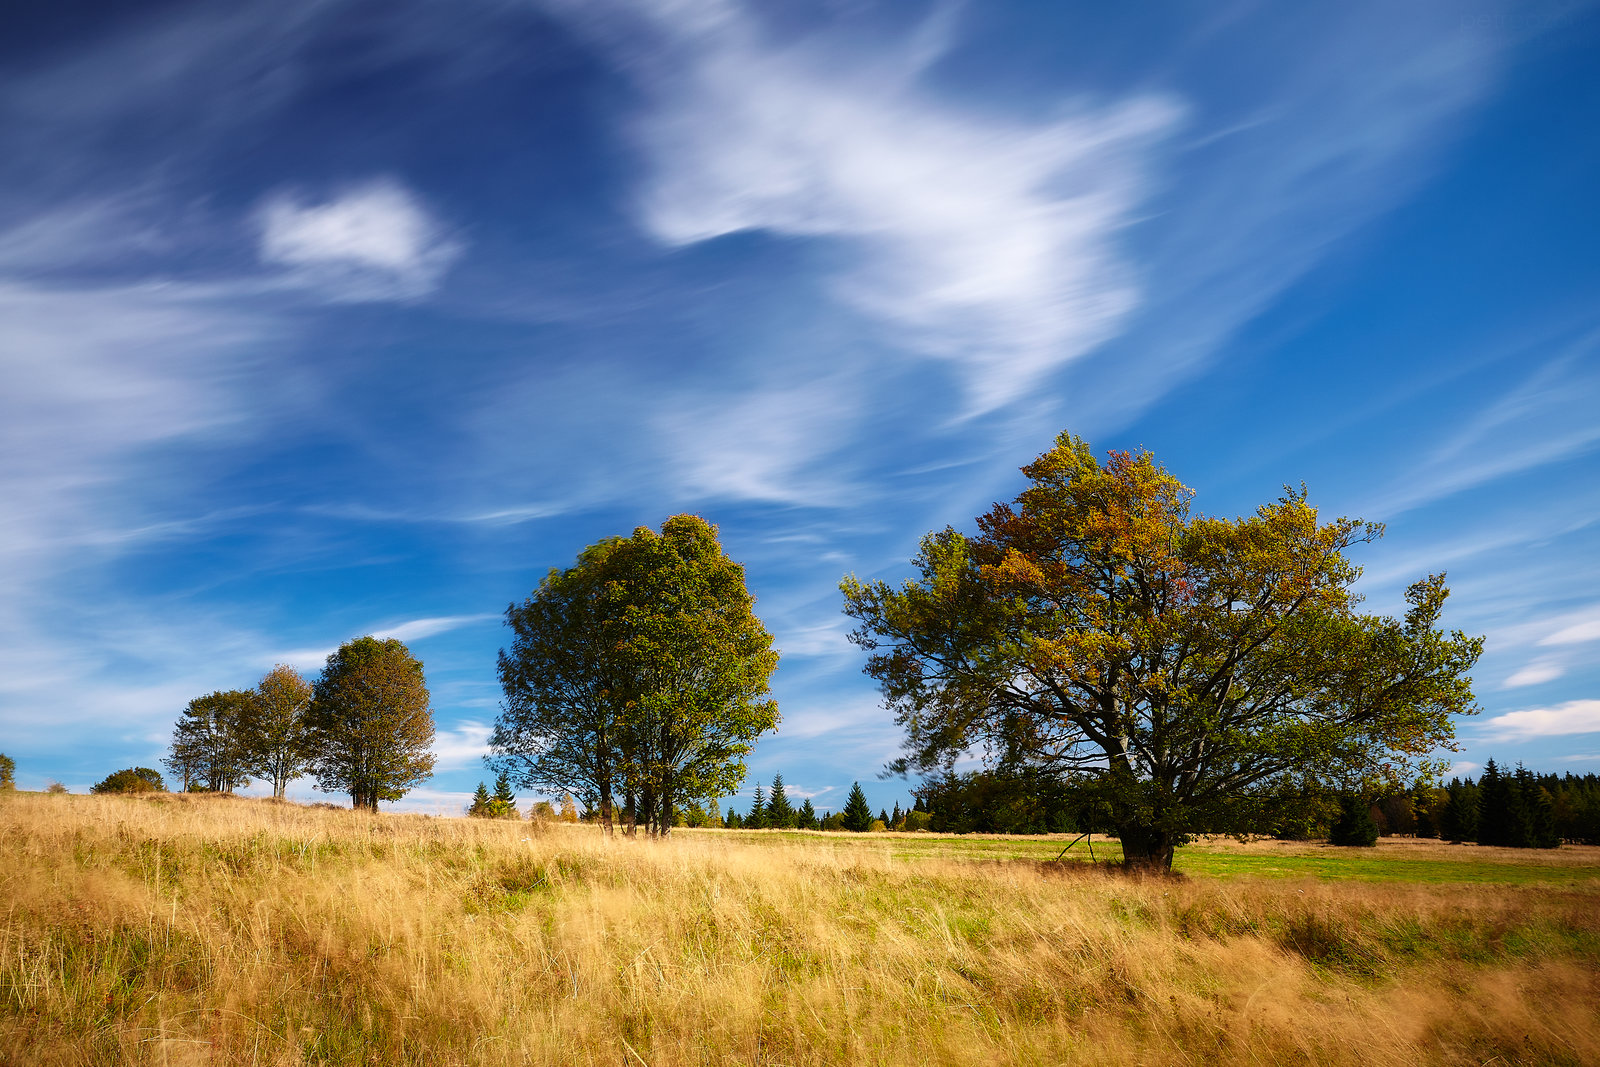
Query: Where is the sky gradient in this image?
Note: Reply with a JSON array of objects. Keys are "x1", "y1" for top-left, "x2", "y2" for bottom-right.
[{"x1": 3, "y1": 0, "x2": 1598, "y2": 817}]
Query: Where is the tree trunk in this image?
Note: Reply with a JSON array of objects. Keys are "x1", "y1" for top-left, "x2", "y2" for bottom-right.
[
  {"x1": 599, "y1": 784, "x2": 614, "y2": 836},
  {"x1": 1117, "y1": 824, "x2": 1176, "y2": 871}
]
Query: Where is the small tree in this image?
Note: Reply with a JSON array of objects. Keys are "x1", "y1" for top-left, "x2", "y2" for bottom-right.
[
  {"x1": 241, "y1": 664, "x2": 314, "y2": 799},
  {"x1": 725, "y1": 807, "x2": 742, "y2": 829},
  {"x1": 492, "y1": 516, "x2": 780, "y2": 838},
  {"x1": 559, "y1": 793, "x2": 579, "y2": 822},
  {"x1": 1476, "y1": 760, "x2": 1513, "y2": 846},
  {"x1": 1329, "y1": 794, "x2": 1379, "y2": 847},
  {"x1": 767, "y1": 774, "x2": 795, "y2": 829},
  {"x1": 842, "y1": 782, "x2": 873, "y2": 833},
  {"x1": 746, "y1": 785, "x2": 767, "y2": 830},
  {"x1": 306, "y1": 636, "x2": 436, "y2": 810},
  {"x1": 166, "y1": 690, "x2": 253, "y2": 792},
  {"x1": 467, "y1": 782, "x2": 494, "y2": 817},
  {"x1": 91, "y1": 767, "x2": 165, "y2": 794},
  {"x1": 492, "y1": 772, "x2": 520, "y2": 819},
  {"x1": 797, "y1": 797, "x2": 818, "y2": 830},
  {"x1": 0, "y1": 753, "x2": 14, "y2": 790}
]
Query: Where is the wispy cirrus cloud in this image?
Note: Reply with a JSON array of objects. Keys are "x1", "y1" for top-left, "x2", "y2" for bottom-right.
[
  {"x1": 258, "y1": 178, "x2": 462, "y2": 300},
  {"x1": 1503, "y1": 659, "x2": 1565, "y2": 688},
  {"x1": 1363, "y1": 342, "x2": 1600, "y2": 519},
  {"x1": 550, "y1": 1, "x2": 1179, "y2": 415}
]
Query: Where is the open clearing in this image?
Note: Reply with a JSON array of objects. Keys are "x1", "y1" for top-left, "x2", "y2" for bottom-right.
[{"x1": 3, "y1": 791, "x2": 1597, "y2": 1066}]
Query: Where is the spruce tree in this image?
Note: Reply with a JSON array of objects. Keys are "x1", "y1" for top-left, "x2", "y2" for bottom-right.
[
  {"x1": 468, "y1": 782, "x2": 493, "y2": 817},
  {"x1": 725, "y1": 807, "x2": 741, "y2": 829},
  {"x1": 767, "y1": 774, "x2": 795, "y2": 829},
  {"x1": 1440, "y1": 778, "x2": 1479, "y2": 842},
  {"x1": 1513, "y1": 764, "x2": 1558, "y2": 848},
  {"x1": 747, "y1": 785, "x2": 766, "y2": 829},
  {"x1": 891, "y1": 801, "x2": 903, "y2": 828},
  {"x1": 842, "y1": 782, "x2": 873, "y2": 833},
  {"x1": 1476, "y1": 760, "x2": 1512, "y2": 846},
  {"x1": 1329, "y1": 794, "x2": 1379, "y2": 846},
  {"x1": 798, "y1": 797, "x2": 818, "y2": 830},
  {"x1": 492, "y1": 772, "x2": 520, "y2": 819}
]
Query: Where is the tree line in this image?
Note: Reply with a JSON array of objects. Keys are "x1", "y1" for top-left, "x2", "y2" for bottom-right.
[{"x1": 162, "y1": 636, "x2": 435, "y2": 810}]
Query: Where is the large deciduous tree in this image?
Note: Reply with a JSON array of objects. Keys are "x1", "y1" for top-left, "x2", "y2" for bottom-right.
[
  {"x1": 305, "y1": 637, "x2": 436, "y2": 810},
  {"x1": 240, "y1": 664, "x2": 314, "y2": 799},
  {"x1": 165, "y1": 690, "x2": 254, "y2": 792},
  {"x1": 841, "y1": 433, "x2": 1483, "y2": 870},
  {"x1": 491, "y1": 514, "x2": 780, "y2": 837}
]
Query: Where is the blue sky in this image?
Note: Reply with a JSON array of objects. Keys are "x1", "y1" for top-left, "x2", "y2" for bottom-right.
[{"x1": 3, "y1": 0, "x2": 1598, "y2": 817}]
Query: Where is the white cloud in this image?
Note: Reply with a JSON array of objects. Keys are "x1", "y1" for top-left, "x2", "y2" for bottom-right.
[
  {"x1": 1503, "y1": 660, "x2": 1565, "y2": 688},
  {"x1": 257, "y1": 178, "x2": 461, "y2": 300},
  {"x1": 592, "y1": 4, "x2": 1180, "y2": 414},
  {"x1": 1539, "y1": 616, "x2": 1600, "y2": 646},
  {"x1": 432, "y1": 720, "x2": 493, "y2": 771},
  {"x1": 653, "y1": 379, "x2": 862, "y2": 506},
  {"x1": 264, "y1": 615, "x2": 499, "y2": 672},
  {"x1": 374, "y1": 614, "x2": 499, "y2": 643},
  {"x1": 1480, "y1": 699, "x2": 1600, "y2": 741}
]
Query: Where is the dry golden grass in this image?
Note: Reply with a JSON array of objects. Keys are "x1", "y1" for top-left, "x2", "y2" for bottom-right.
[{"x1": 3, "y1": 791, "x2": 1598, "y2": 1066}]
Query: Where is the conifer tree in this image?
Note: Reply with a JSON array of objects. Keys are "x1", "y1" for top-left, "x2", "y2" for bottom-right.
[
  {"x1": 725, "y1": 807, "x2": 742, "y2": 829},
  {"x1": 1513, "y1": 764, "x2": 1558, "y2": 848},
  {"x1": 747, "y1": 784, "x2": 767, "y2": 829},
  {"x1": 891, "y1": 801, "x2": 903, "y2": 828},
  {"x1": 1439, "y1": 778, "x2": 1479, "y2": 842},
  {"x1": 798, "y1": 797, "x2": 818, "y2": 830},
  {"x1": 842, "y1": 782, "x2": 873, "y2": 833},
  {"x1": 1476, "y1": 760, "x2": 1513, "y2": 846},
  {"x1": 1329, "y1": 794, "x2": 1379, "y2": 846},
  {"x1": 468, "y1": 782, "x2": 493, "y2": 817},
  {"x1": 492, "y1": 772, "x2": 520, "y2": 819},
  {"x1": 767, "y1": 774, "x2": 795, "y2": 829}
]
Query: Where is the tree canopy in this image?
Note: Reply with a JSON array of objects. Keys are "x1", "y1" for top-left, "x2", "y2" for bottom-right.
[
  {"x1": 305, "y1": 636, "x2": 436, "y2": 810},
  {"x1": 164, "y1": 690, "x2": 254, "y2": 793},
  {"x1": 841, "y1": 432, "x2": 1483, "y2": 869},
  {"x1": 491, "y1": 514, "x2": 780, "y2": 836},
  {"x1": 240, "y1": 664, "x2": 314, "y2": 799},
  {"x1": 91, "y1": 767, "x2": 165, "y2": 794}
]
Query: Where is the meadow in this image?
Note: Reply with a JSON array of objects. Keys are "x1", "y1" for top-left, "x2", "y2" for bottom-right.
[{"x1": 3, "y1": 791, "x2": 1597, "y2": 1066}]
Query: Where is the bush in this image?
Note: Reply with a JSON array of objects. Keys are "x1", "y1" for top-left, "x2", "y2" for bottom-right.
[
  {"x1": 1329, "y1": 795, "x2": 1379, "y2": 847},
  {"x1": 91, "y1": 768, "x2": 165, "y2": 794},
  {"x1": 46, "y1": 781, "x2": 69, "y2": 794}
]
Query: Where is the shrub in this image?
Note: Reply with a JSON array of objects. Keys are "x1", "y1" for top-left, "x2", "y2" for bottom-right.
[
  {"x1": 91, "y1": 768, "x2": 165, "y2": 794},
  {"x1": 46, "y1": 781, "x2": 69, "y2": 794}
]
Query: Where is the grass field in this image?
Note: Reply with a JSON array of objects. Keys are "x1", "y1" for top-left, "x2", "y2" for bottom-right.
[{"x1": 3, "y1": 791, "x2": 1598, "y2": 1065}]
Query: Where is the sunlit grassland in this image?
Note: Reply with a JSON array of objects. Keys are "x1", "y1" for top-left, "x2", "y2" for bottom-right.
[
  {"x1": 702, "y1": 828, "x2": 1600, "y2": 886},
  {"x1": 3, "y1": 792, "x2": 1598, "y2": 1066}
]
